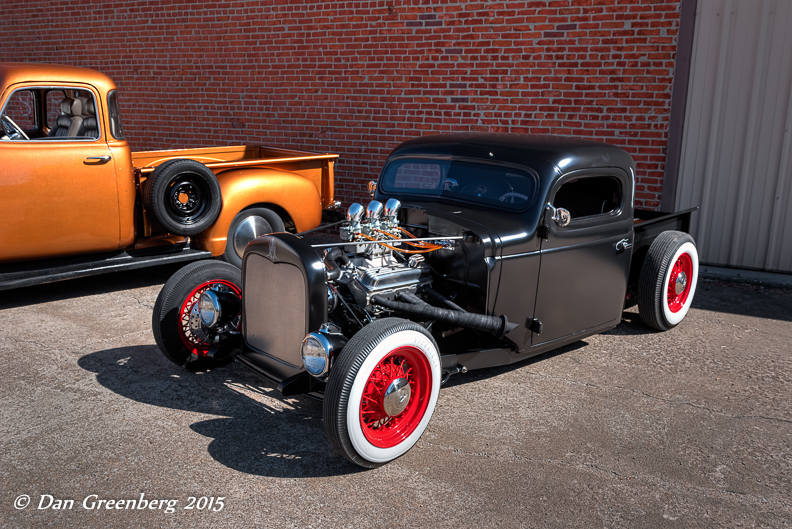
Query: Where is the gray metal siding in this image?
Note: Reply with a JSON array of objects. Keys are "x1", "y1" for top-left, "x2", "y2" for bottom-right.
[{"x1": 675, "y1": 0, "x2": 792, "y2": 272}]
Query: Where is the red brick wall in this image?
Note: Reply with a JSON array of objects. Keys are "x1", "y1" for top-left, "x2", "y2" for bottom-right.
[{"x1": 0, "y1": 0, "x2": 682, "y2": 209}]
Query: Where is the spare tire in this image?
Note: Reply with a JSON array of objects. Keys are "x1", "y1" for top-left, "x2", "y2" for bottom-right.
[{"x1": 144, "y1": 159, "x2": 222, "y2": 236}]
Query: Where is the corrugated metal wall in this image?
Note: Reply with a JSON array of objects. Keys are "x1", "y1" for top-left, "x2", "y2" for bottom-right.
[{"x1": 675, "y1": 0, "x2": 792, "y2": 272}]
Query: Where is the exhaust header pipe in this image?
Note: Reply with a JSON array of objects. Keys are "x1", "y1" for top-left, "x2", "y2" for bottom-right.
[{"x1": 370, "y1": 295, "x2": 517, "y2": 338}]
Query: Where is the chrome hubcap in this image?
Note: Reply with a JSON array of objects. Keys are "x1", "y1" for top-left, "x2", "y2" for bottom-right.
[
  {"x1": 382, "y1": 377, "x2": 411, "y2": 417},
  {"x1": 674, "y1": 271, "x2": 688, "y2": 295},
  {"x1": 233, "y1": 216, "x2": 271, "y2": 257}
]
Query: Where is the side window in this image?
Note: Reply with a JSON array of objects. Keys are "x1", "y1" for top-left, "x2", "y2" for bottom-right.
[
  {"x1": 1, "y1": 89, "x2": 38, "y2": 138},
  {"x1": 3, "y1": 88, "x2": 101, "y2": 141},
  {"x1": 554, "y1": 176, "x2": 622, "y2": 219}
]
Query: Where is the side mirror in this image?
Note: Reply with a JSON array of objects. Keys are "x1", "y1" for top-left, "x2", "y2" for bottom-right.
[
  {"x1": 546, "y1": 203, "x2": 571, "y2": 227},
  {"x1": 368, "y1": 181, "x2": 377, "y2": 197}
]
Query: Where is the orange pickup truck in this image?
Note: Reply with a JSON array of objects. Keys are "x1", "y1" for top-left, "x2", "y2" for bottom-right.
[{"x1": 0, "y1": 63, "x2": 338, "y2": 290}]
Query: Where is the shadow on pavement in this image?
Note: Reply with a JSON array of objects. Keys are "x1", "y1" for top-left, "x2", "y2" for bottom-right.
[
  {"x1": 78, "y1": 344, "x2": 364, "y2": 478},
  {"x1": 68, "y1": 274, "x2": 792, "y2": 479},
  {"x1": 441, "y1": 340, "x2": 587, "y2": 388},
  {"x1": 607, "y1": 310, "x2": 657, "y2": 336},
  {"x1": 610, "y1": 277, "x2": 792, "y2": 332},
  {"x1": 694, "y1": 278, "x2": 792, "y2": 322}
]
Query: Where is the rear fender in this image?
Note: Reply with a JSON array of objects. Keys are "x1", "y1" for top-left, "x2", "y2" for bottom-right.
[{"x1": 192, "y1": 168, "x2": 322, "y2": 255}]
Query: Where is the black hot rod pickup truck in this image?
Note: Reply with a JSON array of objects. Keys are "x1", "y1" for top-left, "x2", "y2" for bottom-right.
[{"x1": 152, "y1": 133, "x2": 699, "y2": 468}]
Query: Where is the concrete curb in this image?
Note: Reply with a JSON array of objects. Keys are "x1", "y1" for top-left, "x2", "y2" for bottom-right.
[{"x1": 700, "y1": 265, "x2": 792, "y2": 290}]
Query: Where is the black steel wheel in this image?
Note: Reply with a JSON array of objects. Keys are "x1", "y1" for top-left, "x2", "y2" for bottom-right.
[
  {"x1": 152, "y1": 260, "x2": 241, "y2": 370},
  {"x1": 323, "y1": 318, "x2": 441, "y2": 468},
  {"x1": 144, "y1": 159, "x2": 222, "y2": 236},
  {"x1": 223, "y1": 207, "x2": 284, "y2": 268},
  {"x1": 638, "y1": 231, "x2": 699, "y2": 331}
]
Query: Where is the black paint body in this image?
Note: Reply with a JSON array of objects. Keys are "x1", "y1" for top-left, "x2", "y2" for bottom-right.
[{"x1": 238, "y1": 133, "x2": 696, "y2": 389}]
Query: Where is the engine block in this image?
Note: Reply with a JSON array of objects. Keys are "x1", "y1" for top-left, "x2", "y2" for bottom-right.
[{"x1": 344, "y1": 253, "x2": 432, "y2": 310}]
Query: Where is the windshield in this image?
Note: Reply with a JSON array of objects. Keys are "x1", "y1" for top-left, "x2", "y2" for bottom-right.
[{"x1": 380, "y1": 158, "x2": 538, "y2": 211}]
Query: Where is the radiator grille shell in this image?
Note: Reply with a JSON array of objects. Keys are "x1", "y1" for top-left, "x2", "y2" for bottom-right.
[{"x1": 243, "y1": 253, "x2": 307, "y2": 368}]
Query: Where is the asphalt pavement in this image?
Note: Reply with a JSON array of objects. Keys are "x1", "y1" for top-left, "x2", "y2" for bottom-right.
[{"x1": 1, "y1": 265, "x2": 790, "y2": 528}]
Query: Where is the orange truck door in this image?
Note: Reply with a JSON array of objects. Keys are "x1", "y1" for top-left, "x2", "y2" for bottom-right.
[
  {"x1": 0, "y1": 141, "x2": 121, "y2": 262},
  {"x1": 1, "y1": 84, "x2": 122, "y2": 262}
]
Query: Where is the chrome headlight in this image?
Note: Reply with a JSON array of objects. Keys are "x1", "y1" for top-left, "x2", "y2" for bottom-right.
[
  {"x1": 301, "y1": 332, "x2": 332, "y2": 378},
  {"x1": 199, "y1": 290, "x2": 221, "y2": 328}
]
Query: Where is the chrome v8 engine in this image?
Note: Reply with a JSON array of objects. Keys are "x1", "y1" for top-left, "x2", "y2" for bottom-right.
[{"x1": 340, "y1": 252, "x2": 432, "y2": 310}]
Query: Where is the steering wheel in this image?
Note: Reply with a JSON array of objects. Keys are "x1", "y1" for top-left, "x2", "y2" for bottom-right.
[
  {"x1": 1, "y1": 115, "x2": 30, "y2": 140},
  {"x1": 498, "y1": 191, "x2": 529, "y2": 203}
]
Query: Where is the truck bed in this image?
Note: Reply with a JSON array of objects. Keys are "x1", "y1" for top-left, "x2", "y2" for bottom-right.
[
  {"x1": 131, "y1": 145, "x2": 337, "y2": 173},
  {"x1": 131, "y1": 145, "x2": 338, "y2": 216},
  {"x1": 625, "y1": 207, "x2": 699, "y2": 300},
  {"x1": 633, "y1": 207, "x2": 697, "y2": 245}
]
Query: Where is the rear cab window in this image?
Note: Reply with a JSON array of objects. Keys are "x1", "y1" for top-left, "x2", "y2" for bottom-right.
[
  {"x1": 107, "y1": 90, "x2": 125, "y2": 140},
  {"x1": 380, "y1": 158, "x2": 539, "y2": 211}
]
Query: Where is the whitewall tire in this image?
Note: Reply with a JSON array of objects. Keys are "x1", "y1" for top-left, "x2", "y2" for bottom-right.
[
  {"x1": 323, "y1": 318, "x2": 441, "y2": 468},
  {"x1": 638, "y1": 231, "x2": 699, "y2": 331}
]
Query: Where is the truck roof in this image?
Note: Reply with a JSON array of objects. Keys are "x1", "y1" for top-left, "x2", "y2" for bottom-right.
[
  {"x1": 0, "y1": 63, "x2": 117, "y2": 95},
  {"x1": 389, "y1": 132, "x2": 635, "y2": 175}
]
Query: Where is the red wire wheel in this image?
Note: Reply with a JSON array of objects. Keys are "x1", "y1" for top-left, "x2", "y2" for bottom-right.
[
  {"x1": 323, "y1": 318, "x2": 441, "y2": 468},
  {"x1": 666, "y1": 252, "x2": 693, "y2": 313},
  {"x1": 638, "y1": 231, "x2": 699, "y2": 331},
  {"x1": 152, "y1": 260, "x2": 242, "y2": 369},
  {"x1": 359, "y1": 345, "x2": 433, "y2": 448},
  {"x1": 177, "y1": 279, "x2": 241, "y2": 355}
]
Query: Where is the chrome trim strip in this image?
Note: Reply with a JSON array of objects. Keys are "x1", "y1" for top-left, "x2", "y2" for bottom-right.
[
  {"x1": 495, "y1": 250, "x2": 541, "y2": 260},
  {"x1": 540, "y1": 235, "x2": 626, "y2": 255}
]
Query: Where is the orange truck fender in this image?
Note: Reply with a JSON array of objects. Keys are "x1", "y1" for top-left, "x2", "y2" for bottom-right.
[{"x1": 193, "y1": 168, "x2": 323, "y2": 256}]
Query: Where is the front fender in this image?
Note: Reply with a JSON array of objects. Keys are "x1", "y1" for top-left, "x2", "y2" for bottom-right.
[{"x1": 192, "y1": 168, "x2": 322, "y2": 256}]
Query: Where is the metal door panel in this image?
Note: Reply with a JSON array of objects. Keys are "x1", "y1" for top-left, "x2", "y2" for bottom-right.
[
  {"x1": 0, "y1": 141, "x2": 119, "y2": 261},
  {"x1": 533, "y1": 226, "x2": 632, "y2": 346},
  {"x1": 533, "y1": 169, "x2": 633, "y2": 346}
]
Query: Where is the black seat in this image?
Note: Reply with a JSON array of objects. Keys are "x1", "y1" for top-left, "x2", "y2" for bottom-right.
[{"x1": 47, "y1": 98, "x2": 83, "y2": 137}]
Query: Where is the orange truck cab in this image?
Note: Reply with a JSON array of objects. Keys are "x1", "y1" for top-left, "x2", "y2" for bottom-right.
[{"x1": 0, "y1": 63, "x2": 338, "y2": 289}]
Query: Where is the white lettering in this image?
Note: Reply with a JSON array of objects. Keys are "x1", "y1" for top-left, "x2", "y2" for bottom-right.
[
  {"x1": 83, "y1": 494, "x2": 98, "y2": 510},
  {"x1": 38, "y1": 495, "x2": 54, "y2": 509}
]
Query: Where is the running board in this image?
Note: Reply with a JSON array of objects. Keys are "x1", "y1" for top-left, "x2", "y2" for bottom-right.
[{"x1": 0, "y1": 246, "x2": 213, "y2": 291}]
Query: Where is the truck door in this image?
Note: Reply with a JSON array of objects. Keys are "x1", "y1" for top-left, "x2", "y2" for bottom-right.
[
  {"x1": 532, "y1": 169, "x2": 633, "y2": 346},
  {"x1": 0, "y1": 86, "x2": 120, "y2": 262}
]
